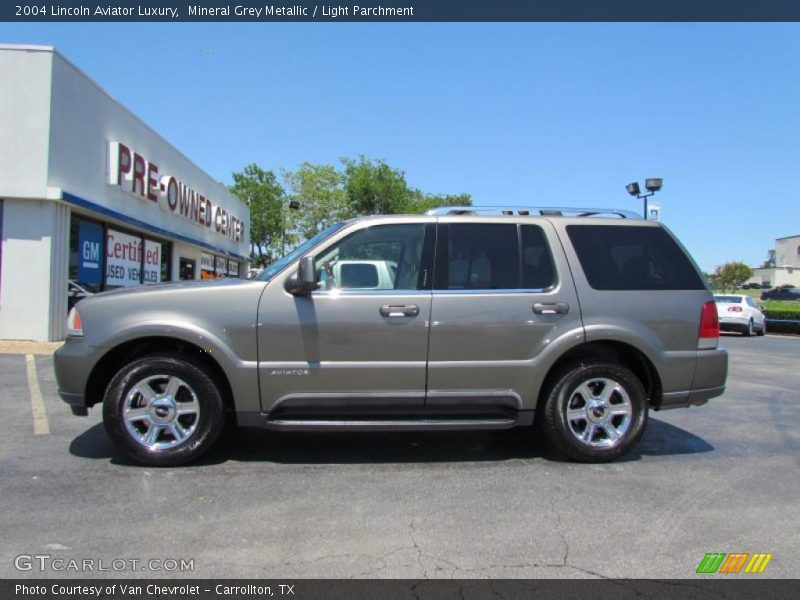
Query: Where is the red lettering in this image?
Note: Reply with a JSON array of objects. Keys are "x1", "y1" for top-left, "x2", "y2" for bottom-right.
[
  {"x1": 205, "y1": 198, "x2": 213, "y2": 227},
  {"x1": 147, "y1": 162, "x2": 159, "y2": 202},
  {"x1": 116, "y1": 144, "x2": 131, "y2": 186},
  {"x1": 165, "y1": 177, "x2": 179, "y2": 211},
  {"x1": 132, "y1": 153, "x2": 146, "y2": 197}
]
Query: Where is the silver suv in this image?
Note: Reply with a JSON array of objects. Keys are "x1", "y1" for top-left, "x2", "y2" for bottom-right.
[{"x1": 55, "y1": 207, "x2": 728, "y2": 466}]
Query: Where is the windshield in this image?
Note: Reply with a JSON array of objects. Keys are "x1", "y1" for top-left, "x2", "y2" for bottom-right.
[{"x1": 257, "y1": 222, "x2": 347, "y2": 282}]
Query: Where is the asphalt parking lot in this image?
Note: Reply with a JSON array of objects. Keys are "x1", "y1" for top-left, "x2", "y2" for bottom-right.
[{"x1": 0, "y1": 335, "x2": 798, "y2": 580}]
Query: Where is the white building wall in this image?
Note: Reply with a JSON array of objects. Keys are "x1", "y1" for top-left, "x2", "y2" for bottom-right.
[
  {"x1": 0, "y1": 199, "x2": 68, "y2": 340},
  {"x1": 747, "y1": 267, "x2": 800, "y2": 288},
  {"x1": 0, "y1": 46, "x2": 52, "y2": 200},
  {"x1": 775, "y1": 236, "x2": 800, "y2": 268}
]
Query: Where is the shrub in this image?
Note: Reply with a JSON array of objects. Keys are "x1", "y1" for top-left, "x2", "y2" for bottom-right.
[{"x1": 764, "y1": 309, "x2": 800, "y2": 335}]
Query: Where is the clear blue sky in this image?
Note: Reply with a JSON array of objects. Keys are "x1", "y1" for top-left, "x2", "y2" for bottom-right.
[{"x1": 2, "y1": 23, "x2": 799, "y2": 271}]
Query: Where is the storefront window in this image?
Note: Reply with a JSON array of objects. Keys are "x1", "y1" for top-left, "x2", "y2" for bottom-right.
[
  {"x1": 179, "y1": 257, "x2": 195, "y2": 280},
  {"x1": 200, "y1": 253, "x2": 215, "y2": 280},
  {"x1": 69, "y1": 215, "x2": 172, "y2": 293},
  {"x1": 69, "y1": 216, "x2": 104, "y2": 293}
]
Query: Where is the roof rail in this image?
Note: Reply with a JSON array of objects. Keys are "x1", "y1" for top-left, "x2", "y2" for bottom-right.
[{"x1": 425, "y1": 206, "x2": 640, "y2": 219}]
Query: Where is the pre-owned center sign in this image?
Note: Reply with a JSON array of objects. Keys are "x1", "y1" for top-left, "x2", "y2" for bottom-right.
[{"x1": 106, "y1": 141, "x2": 244, "y2": 243}]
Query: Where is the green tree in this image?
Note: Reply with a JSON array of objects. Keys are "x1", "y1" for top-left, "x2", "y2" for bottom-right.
[
  {"x1": 714, "y1": 261, "x2": 753, "y2": 292},
  {"x1": 284, "y1": 162, "x2": 353, "y2": 240},
  {"x1": 342, "y1": 156, "x2": 411, "y2": 215},
  {"x1": 761, "y1": 249, "x2": 776, "y2": 268},
  {"x1": 406, "y1": 190, "x2": 472, "y2": 214},
  {"x1": 230, "y1": 164, "x2": 287, "y2": 266}
]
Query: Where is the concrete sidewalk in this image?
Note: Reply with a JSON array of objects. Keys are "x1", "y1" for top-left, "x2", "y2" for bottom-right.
[{"x1": 0, "y1": 340, "x2": 64, "y2": 355}]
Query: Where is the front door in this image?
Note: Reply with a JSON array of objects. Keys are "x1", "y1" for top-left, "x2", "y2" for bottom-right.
[{"x1": 257, "y1": 220, "x2": 434, "y2": 418}]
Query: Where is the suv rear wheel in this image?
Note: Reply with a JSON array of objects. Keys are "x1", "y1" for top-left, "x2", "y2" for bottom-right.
[
  {"x1": 102, "y1": 354, "x2": 225, "y2": 466},
  {"x1": 541, "y1": 361, "x2": 647, "y2": 462}
]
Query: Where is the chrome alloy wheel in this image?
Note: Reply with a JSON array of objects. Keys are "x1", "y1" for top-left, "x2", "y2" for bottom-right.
[
  {"x1": 123, "y1": 375, "x2": 200, "y2": 451},
  {"x1": 565, "y1": 377, "x2": 633, "y2": 448}
]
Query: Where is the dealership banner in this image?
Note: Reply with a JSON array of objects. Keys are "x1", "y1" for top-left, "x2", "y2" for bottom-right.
[
  {"x1": 4, "y1": 1, "x2": 800, "y2": 22},
  {"x1": 106, "y1": 229, "x2": 161, "y2": 287},
  {"x1": 77, "y1": 221, "x2": 103, "y2": 285}
]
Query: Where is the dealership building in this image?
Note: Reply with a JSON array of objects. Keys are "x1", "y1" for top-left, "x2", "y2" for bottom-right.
[{"x1": 0, "y1": 45, "x2": 250, "y2": 341}]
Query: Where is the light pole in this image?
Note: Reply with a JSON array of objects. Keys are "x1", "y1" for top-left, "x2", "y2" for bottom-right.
[
  {"x1": 282, "y1": 200, "x2": 301, "y2": 256},
  {"x1": 625, "y1": 178, "x2": 663, "y2": 220}
]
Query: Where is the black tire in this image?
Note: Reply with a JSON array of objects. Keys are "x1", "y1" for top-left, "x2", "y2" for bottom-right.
[
  {"x1": 540, "y1": 361, "x2": 648, "y2": 463},
  {"x1": 102, "y1": 354, "x2": 226, "y2": 466},
  {"x1": 744, "y1": 319, "x2": 754, "y2": 337},
  {"x1": 757, "y1": 320, "x2": 766, "y2": 336}
]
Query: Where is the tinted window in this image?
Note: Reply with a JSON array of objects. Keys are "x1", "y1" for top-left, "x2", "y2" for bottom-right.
[
  {"x1": 567, "y1": 225, "x2": 704, "y2": 291},
  {"x1": 714, "y1": 296, "x2": 742, "y2": 303},
  {"x1": 746, "y1": 297, "x2": 757, "y2": 308},
  {"x1": 436, "y1": 224, "x2": 519, "y2": 290},
  {"x1": 521, "y1": 225, "x2": 556, "y2": 289}
]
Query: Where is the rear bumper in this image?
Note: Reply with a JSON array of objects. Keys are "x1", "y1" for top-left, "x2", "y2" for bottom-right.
[
  {"x1": 719, "y1": 316, "x2": 749, "y2": 331},
  {"x1": 656, "y1": 348, "x2": 728, "y2": 410},
  {"x1": 659, "y1": 386, "x2": 725, "y2": 409}
]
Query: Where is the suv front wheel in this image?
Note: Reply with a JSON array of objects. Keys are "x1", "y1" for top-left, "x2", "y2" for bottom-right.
[
  {"x1": 102, "y1": 354, "x2": 225, "y2": 466},
  {"x1": 541, "y1": 361, "x2": 648, "y2": 462}
]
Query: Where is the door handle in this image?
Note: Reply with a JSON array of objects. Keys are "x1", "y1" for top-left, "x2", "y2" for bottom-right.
[
  {"x1": 380, "y1": 304, "x2": 420, "y2": 317},
  {"x1": 533, "y1": 302, "x2": 569, "y2": 315}
]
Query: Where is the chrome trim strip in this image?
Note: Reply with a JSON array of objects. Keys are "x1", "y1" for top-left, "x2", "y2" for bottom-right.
[
  {"x1": 260, "y1": 361, "x2": 426, "y2": 369},
  {"x1": 264, "y1": 419, "x2": 517, "y2": 431},
  {"x1": 311, "y1": 290, "x2": 433, "y2": 297},
  {"x1": 431, "y1": 288, "x2": 556, "y2": 295}
]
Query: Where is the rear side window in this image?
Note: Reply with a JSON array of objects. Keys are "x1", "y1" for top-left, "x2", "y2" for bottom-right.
[
  {"x1": 566, "y1": 225, "x2": 704, "y2": 291},
  {"x1": 521, "y1": 225, "x2": 557, "y2": 289},
  {"x1": 434, "y1": 223, "x2": 557, "y2": 290}
]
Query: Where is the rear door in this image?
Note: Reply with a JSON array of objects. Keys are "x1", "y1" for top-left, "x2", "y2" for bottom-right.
[{"x1": 426, "y1": 219, "x2": 583, "y2": 415}]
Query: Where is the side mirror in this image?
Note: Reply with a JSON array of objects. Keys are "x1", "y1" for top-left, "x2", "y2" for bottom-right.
[{"x1": 286, "y1": 255, "x2": 319, "y2": 296}]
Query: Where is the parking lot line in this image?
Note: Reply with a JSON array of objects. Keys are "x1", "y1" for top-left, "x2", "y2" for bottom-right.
[{"x1": 25, "y1": 354, "x2": 50, "y2": 435}]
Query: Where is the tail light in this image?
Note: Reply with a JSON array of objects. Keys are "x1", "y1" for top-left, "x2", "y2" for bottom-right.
[
  {"x1": 698, "y1": 301, "x2": 718, "y2": 348},
  {"x1": 67, "y1": 308, "x2": 83, "y2": 337}
]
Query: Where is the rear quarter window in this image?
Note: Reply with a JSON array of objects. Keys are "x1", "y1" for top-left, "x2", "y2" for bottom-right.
[{"x1": 566, "y1": 225, "x2": 705, "y2": 291}]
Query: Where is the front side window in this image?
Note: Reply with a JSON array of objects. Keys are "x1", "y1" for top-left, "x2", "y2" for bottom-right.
[{"x1": 314, "y1": 223, "x2": 426, "y2": 291}]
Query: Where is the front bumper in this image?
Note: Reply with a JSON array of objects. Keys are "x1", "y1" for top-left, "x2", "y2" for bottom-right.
[{"x1": 54, "y1": 336, "x2": 105, "y2": 414}]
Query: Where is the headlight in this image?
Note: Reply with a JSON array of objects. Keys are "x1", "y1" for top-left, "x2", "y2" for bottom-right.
[{"x1": 67, "y1": 308, "x2": 84, "y2": 337}]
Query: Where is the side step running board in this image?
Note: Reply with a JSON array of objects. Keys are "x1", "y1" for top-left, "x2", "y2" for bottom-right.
[{"x1": 264, "y1": 418, "x2": 517, "y2": 432}]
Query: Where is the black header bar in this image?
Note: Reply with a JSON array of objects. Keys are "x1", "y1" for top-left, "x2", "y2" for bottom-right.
[{"x1": 4, "y1": 1, "x2": 800, "y2": 22}]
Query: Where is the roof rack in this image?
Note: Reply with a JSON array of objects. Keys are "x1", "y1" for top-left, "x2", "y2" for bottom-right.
[{"x1": 425, "y1": 206, "x2": 640, "y2": 219}]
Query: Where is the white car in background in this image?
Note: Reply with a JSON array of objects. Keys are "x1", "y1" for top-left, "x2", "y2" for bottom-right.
[{"x1": 714, "y1": 294, "x2": 766, "y2": 337}]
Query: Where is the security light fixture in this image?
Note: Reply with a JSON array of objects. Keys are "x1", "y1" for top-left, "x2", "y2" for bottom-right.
[
  {"x1": 625, "y1": 178, "x2": 664, "y2": 220},
  {"x1": 645, "y1": 178, "x2": 663, "y2": 192},
  {"x1": 626, "y1": 182, "x2": 640, "y2": 196}
]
